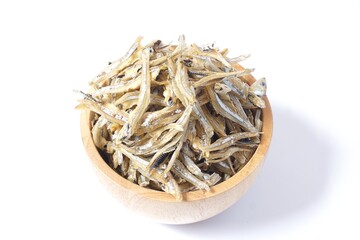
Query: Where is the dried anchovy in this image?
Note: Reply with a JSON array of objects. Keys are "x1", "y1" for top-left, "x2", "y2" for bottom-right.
[{"x1": 76, "y1": 35, "x2": 267, "y2": 201}]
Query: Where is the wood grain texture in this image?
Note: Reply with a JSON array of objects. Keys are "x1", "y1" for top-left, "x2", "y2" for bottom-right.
[{"x1": 80, "y1": 64, "x2": 273, "y2": 224}]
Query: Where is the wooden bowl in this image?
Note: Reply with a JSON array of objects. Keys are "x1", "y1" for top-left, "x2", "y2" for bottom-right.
[{"x1": 80, "y1": 66, "x2": 273, "y2": 224}]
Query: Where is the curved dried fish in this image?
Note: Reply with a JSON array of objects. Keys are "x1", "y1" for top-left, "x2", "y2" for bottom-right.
[
  {"x1": 199, "y1": 132, "x2": 259, "y2": 152},
  {"x1": 207, "y1": 86, "x2": 257, "y2": 132},
  {"x1": 91, "y1": 37, "x2": 143, "y2": 88},
  {"x1": 172, "y1": 160, "x2": 210, "y2": 191},
  {"x1": 193, "y1": 69, "x2": 253, "y2": 88},
  {"x1": 118, "y1": 48, "x2": 151, "y2": 140}
]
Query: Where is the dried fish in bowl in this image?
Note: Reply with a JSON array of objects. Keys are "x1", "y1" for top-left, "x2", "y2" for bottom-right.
[{"x1": 75, "y1": 35, "x2": 267, "y2": 200}]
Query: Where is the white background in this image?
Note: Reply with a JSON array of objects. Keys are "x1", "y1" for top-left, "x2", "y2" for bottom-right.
[{"x1": 1, "y1": 0, "x2": 359, "y2": 239}]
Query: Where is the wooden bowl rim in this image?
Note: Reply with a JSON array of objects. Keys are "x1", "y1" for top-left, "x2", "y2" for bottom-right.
[{"x1": 80, "y1": 65, "x2": 273, "y2": 202}]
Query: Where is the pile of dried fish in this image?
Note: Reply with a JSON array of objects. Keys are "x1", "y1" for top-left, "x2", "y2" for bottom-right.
[{"x1": 76, "y1": 36, "x2": 267, "y2": 200}]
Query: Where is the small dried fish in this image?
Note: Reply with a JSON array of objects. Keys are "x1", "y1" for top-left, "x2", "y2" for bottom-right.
[
  {"x1": 206, "y1": 147, "x2": 251, "y2": 163},
  {"x1": 172, "y1": 160, "x2": 210, "y2": 191},
  {"x1": 91, "y1": 116, "x2": 109, "y2": 150},
  {"x1": 76, "y1": 36, "x2": 267, "y2": 200},
  {"x1": 76, "y1": 98, "x2": 128, "y2": 125},
  {"x1": 91, "y1": 37, "x2": 143, "y2": 88},
  {"x1": 198, "y1": 132, "x2": 259, "y2": 152},
  {"x1": 193, "y1": 69, "x2": 254, "y2": 88},
  {"x1": 207, "y1": 86, "x2": 257, "y2": 132},
  {"x1": 222, "y1": 77, "x2": 249, "y2": 100},
  {"x1": 201, "y1": 106, "x2": 227, "y2": 137},
  {"x1": 180, "y1": 153, "x2": 202, "y2": 176},
  {"x1": 250, "y1": 77, "x2": 267, "y2": 97},
  {"x1": 227, "y1": 54, "x2": 251, "y2": 63},
  {"x1": 118, "y1": 48, "x2": 151, "y2": 140}
]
